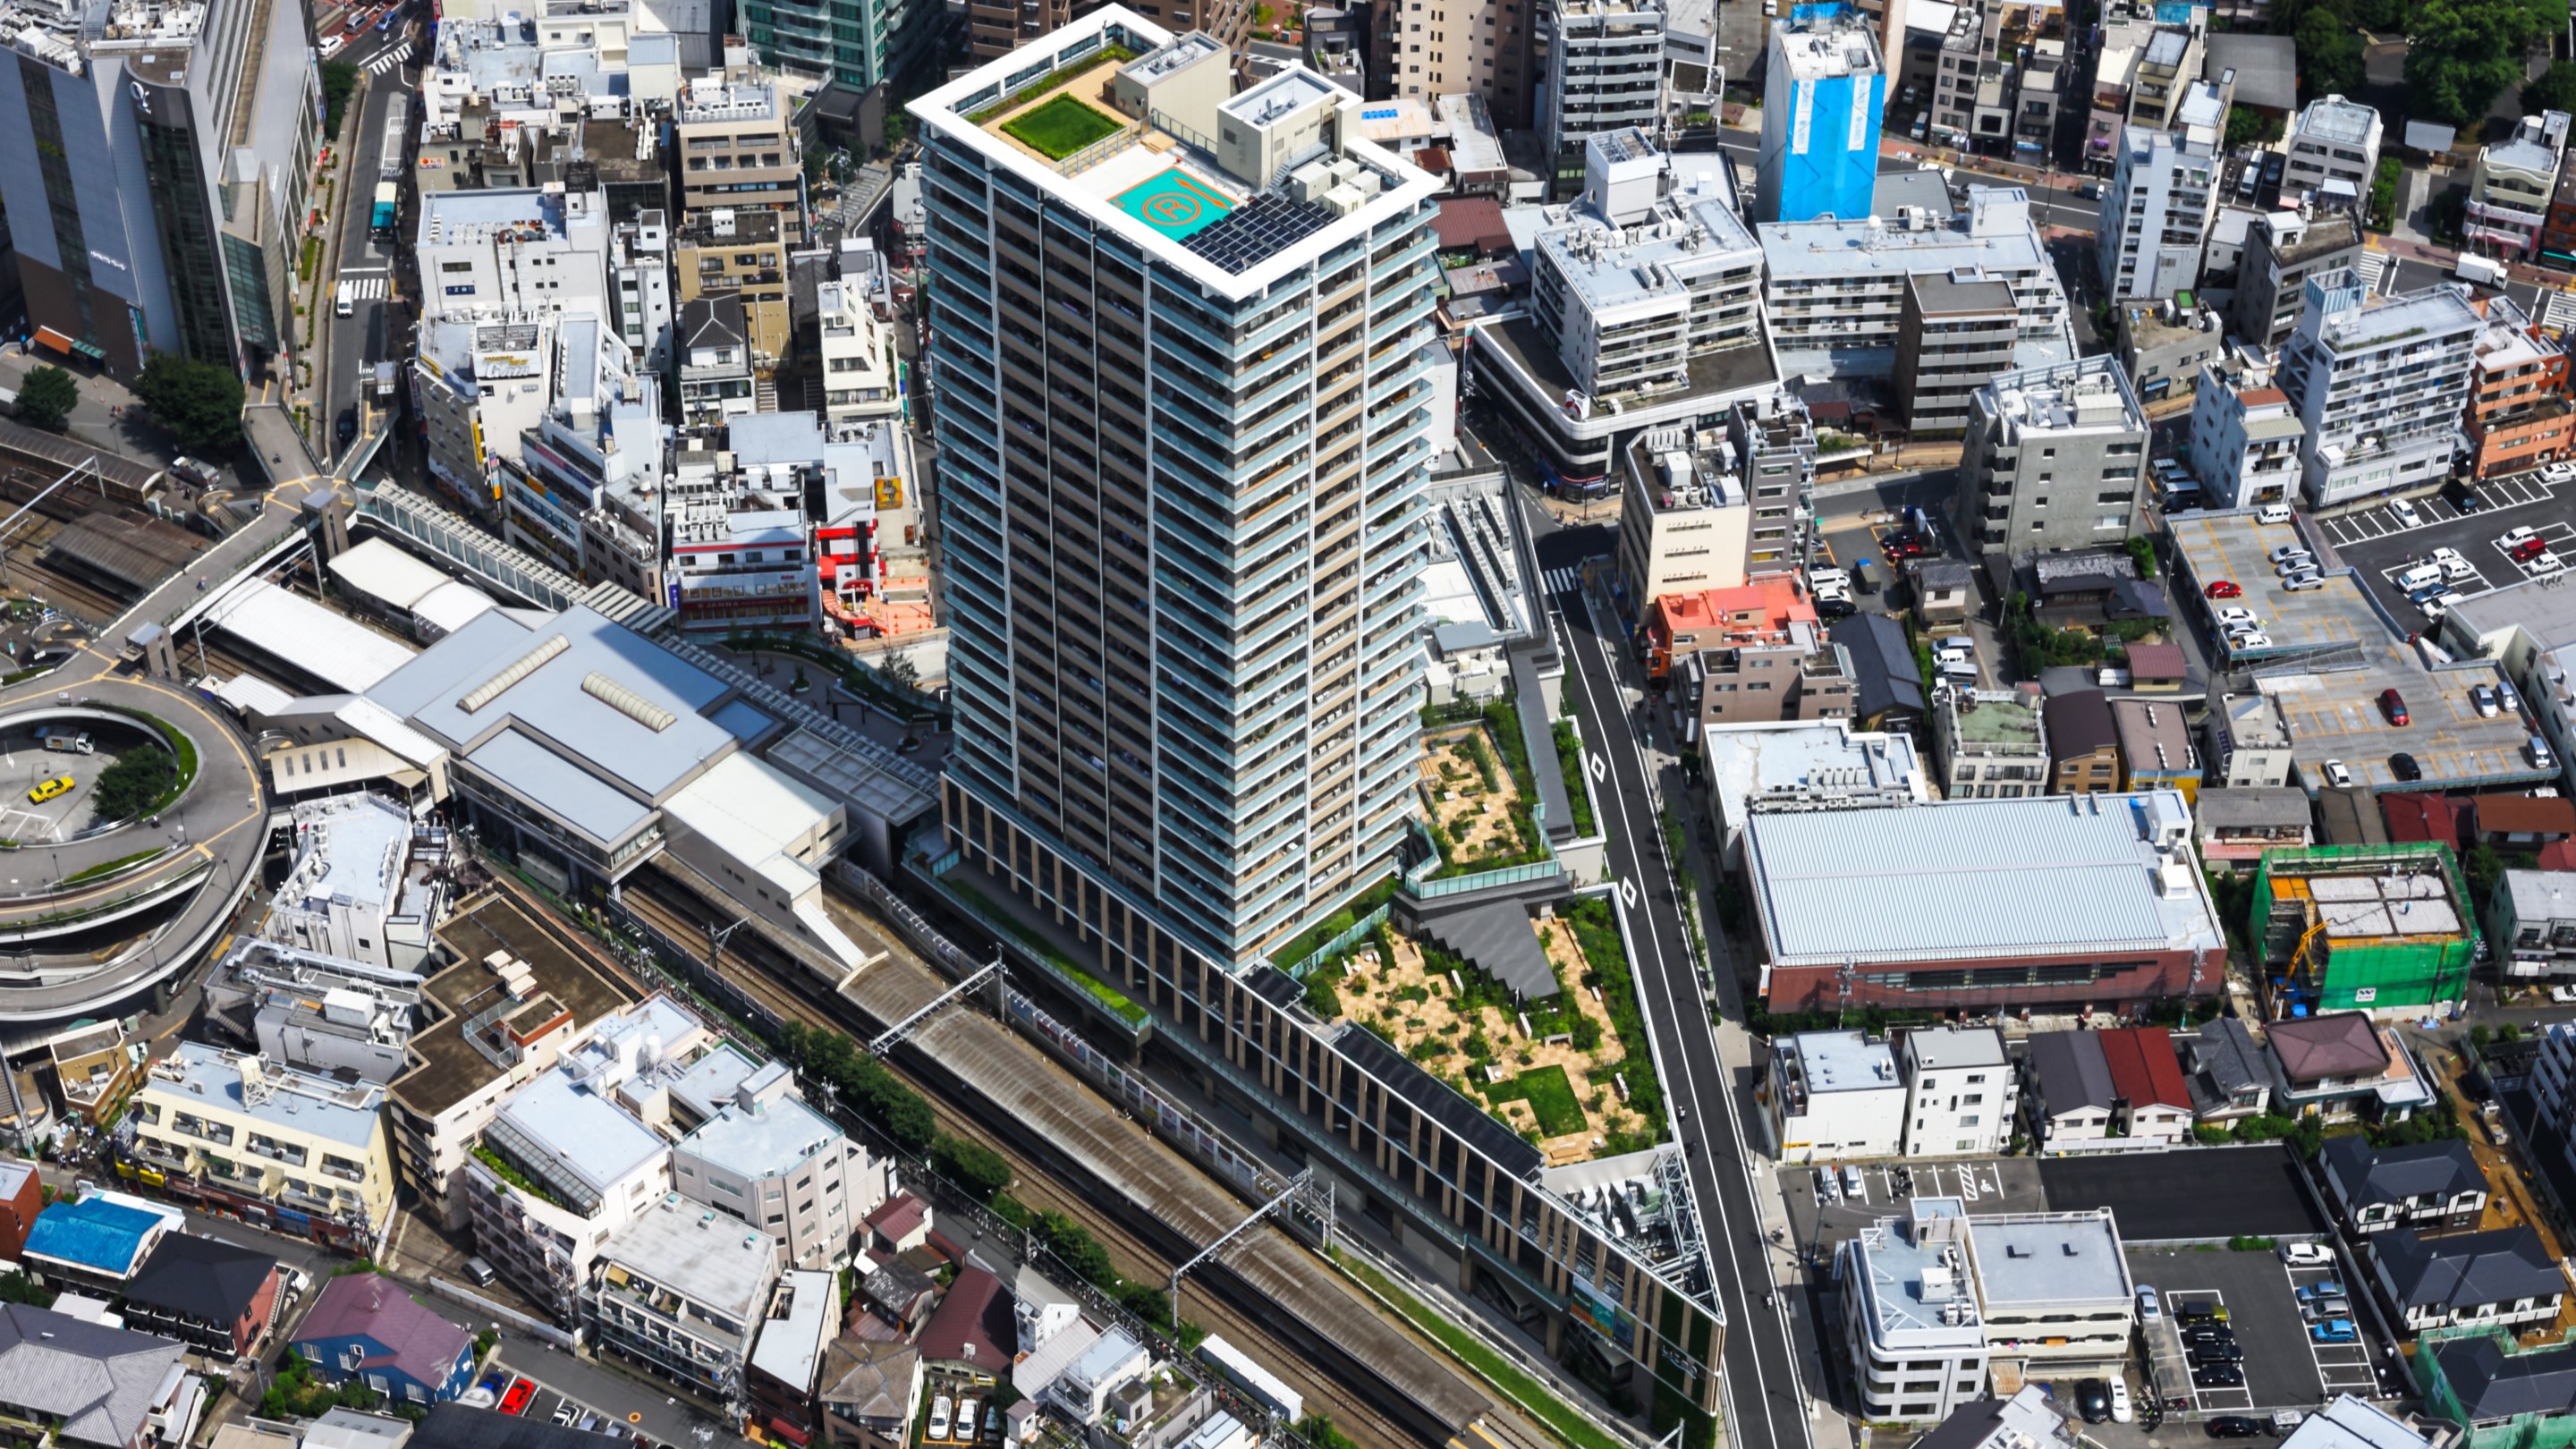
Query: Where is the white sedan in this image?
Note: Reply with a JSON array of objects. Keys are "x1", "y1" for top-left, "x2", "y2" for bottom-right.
[{"x1": 2390, "y1": 497, "x2": 2422, "y2": 528}]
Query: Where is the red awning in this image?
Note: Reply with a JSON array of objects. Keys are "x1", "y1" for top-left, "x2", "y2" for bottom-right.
[
  {"x1": 766, "y1": 1420, "x2": 809, "y2": 1446},
  {"x1": 30, "y1": 326, "x2": 74, "y2": 357}
]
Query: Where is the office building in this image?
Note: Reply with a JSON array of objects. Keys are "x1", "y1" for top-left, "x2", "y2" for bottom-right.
[
  {"x1": 2284, "y1": 95, "x2": 2383, "y2": 212},
  {"x1": 675, "y1": 208, "x2": 793, "y2": 395},
  {"x1": 816, "y1": 273, "x2": 900, "y2": 424},
  {"x1": 1614, "y1": 395, "x2": 1818, "y2": 623},
  {"x1": 1953, "y1": 355, "x2": 2150, "y2": 561},
  {"x1": 918, "y1": 18, "x2": 1444, "y2": 971},
  {"x1": 1895, "y1": 272, "x2": 2021, "y2": 435},
  {"x1": 1757, "y1": 4, "x2": 1885, "y2": 225},
  {"x1": 507, "y1": 314, "x2": 667, "y2": 589},
  {"x1": 1902, "y1": 1025, "x2": 2013, "y2": 1158},
  {"x1": 2114, "y1": 301, "x2": 2221, "y2": 407},
  {"x1": 2227, "y1": 210, "x2": 2365, "y2": 350},
  {"x1": 126, "y1": 1044, "x2": 397, "y2": 1253},
  {"x1": 1766, "y1": 1030, "x2": 1906, "y2": 1163},
  {"x1": 916, "y1": 17, "x2": 1724, "y2": 1417},
  {"x1": 674, "y1": 60, "x2": 804, "y2": 247},
  {"x1": 262, "y1": 794, "x2": 445, "y2": 972},
  {"x1": 1544, "y1": 0, "x2": 1665, "y2": 181},
  {"x1": 2099, "y1": 125, "x2": 2218, "y2": 301},
  {"x1": 1758, "y1": 187, "x2": 2074, "y2": 373},
  {"x1": 2465, "y1": 114, "x2": 2566, "y2": 261},
  {"x1": 2465, "y1": 294, "x2": 2573, "y2": 480},
  {"x1": 0, "y1": 0, "x2": 318, "y2": 380},
  {"x1": 1645, "y1": 580, "x2": 1855, "y2": 726},
  {"x1": 740, "y1": 0, "x2": 939, "y2": 95},
  {"x1": 1741, "y1": 789, "x2": 2226, "y2": 1011},
  {"x1": 1837, "y1": 1199, "x2": 1990, "y2": 1422},
  {"x1": 610, "y1": 211, "x2": 676, "y2": 377},
  {"x1": 2279, "y1": 269, "x2": 2480, "y2": 506},
  {"x1": 416, "y1": 187, "x2": 613, "y2": 325},
  {"x1": 2188, "y1": 353, "x2": 2303, "y2": 510}
]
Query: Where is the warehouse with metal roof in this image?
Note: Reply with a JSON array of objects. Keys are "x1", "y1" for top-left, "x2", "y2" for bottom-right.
[{"x1": 1744, "y1": 790, "x2": 2229, "y2": 1012}]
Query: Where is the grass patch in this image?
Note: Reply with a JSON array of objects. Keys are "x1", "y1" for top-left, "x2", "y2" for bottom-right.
[
  {"x1": 945, "y1": 878, "x2": 1146, "y2": 1025},
  {"x1": 1487, "y1": 1064, "x2": 1585, "y2": 1137},
  {"x1": 1551, "y1": 717, "x2": 1596, "y2": 836},
  {"x1": 1002, "y1": 93, "x2": 1123, "y2": 159},
  {"x1": 61, "y1": 850, "x2": 163, "y2": 886},
  {"x1": 1334, "y1": 1249, "x2": 1627, "y2": 1449},
  {"x1": 963, "y1": 44, "x2": 1136, "y2": 125}
]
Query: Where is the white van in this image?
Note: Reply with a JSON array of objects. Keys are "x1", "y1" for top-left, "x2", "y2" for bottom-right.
[
  {"x1": 2258, "y1": 503, "x2": 2293, "y2": 525},
  {"x1": 2395, "y1": 563, "x2": 2444, "y2": 593},
  {"x1": 928, "y1": 1396, "x2": 952, "y2": 1442},
  {"x1": 335, "y1": 280, "x2": 355, "y2": 318},
  {"x1": 1934, "y1": 636, "x2": 1973, "y2": 661}
]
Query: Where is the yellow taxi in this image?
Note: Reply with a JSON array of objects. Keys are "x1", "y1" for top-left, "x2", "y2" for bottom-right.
[{"x1": 27, "y1": 776, "x2": 72, "y2": 804}]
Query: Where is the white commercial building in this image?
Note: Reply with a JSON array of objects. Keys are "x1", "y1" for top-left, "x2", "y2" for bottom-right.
[
  {"x1": 1767, "y1": 1030, "x2": 1907, "y2": 1163},
  {"x1": 2099, "y1": 121, "x2": 2220, "y2": 301},
  {"x1": 2284, "y1": 96, "x2": 2384, "y2": 213},
  {"x1": 415, "y1": 186, "x2": 612, "y2": 324},
  {"x1": 1901, "y1": 1026, "x2": 2013, "y2": 1158},
  {"x1": 1698, "y1": 718, "x2": 1925, "y2": 868},
  {"x1": 262, "y1": 793, "x2": 444, "y2": 971},
  {"x1": 1837, "y1": 1198, "x2": 1991, "y2": 1423},
  {"x1": 1758, "y1": 188, "x2": 2073, "y2": 377},
  {"x1": 2279, "y1": 269, "x2": 2480, "y2": 506},
  {"x1": 2188, "y1": 353, "x2": 2303, "y2": 511}
]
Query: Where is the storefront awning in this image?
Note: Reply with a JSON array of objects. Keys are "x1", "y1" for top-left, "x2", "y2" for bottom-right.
[{"x1": 30, "y1": 326, "x2": 73, "y2": 357}]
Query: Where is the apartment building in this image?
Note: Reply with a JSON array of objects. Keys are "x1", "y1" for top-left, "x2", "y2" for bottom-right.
[
  {"x1": 126, "y1": 1044, "x2": 396, "y2": 1253},
  {"x1": 676, "y1": 208, "x2": 794, "y2": 390},
  {"x1": 2123, "y1": 27, "x2": 2201, "y2": 136},
  {"x1": 1757, "y1": 4, "x2": 1885, "y2": 225},
  {"x1": 0, "y1": 0, "x2": 318, "y2": 380},
  {"x1": 1953, "y1": 355, "x2": 2150, "y2": 559},
  {"x1": 587, "y1": 1193, "x2": 785, "y2": 1407},
  {"x1": 1387, "y1": 0, "x2": 1536, "y2": 126},
  {"x1": 1543, "y1": 0, "x2": 1666, "y2": 181},
  {"x1": 1837, "y1": 1199, "x2": 1991, "y2": 1423},
  {"x1": 1768, "y1": 1031, "x2": 1906, "y2": 1164},
  {"x1": 2114, "y1": 301, "x2": 2222, "y2": 407},
  {"x1": 918, "y1": 16, "x2": 1724, "y2": 1416},
  {"x1": 1896, "y1": 273, "x2": 2022, "y2": 436},
  {"x1": 2465, "y1": 295, "x2": 2573, "y2": 480},
  {"x1": 1645, "y1": 579, "x2": 1855, "y2": 726},
  {"x1": 670, "y1": 1047, "x2": 886, "y2": 1270},
  {"x1": 2205, "y1": 691, "x2": 2296, "y2": 789},
  {"x1": 2284, "y1": 95, "x2": 2383, "y2": 212},
  {"x1": 1475, "y1": 131, "x2": 1775, "y2": 482},
  {"x1": 675, "y1": 64, "x2": 803, "y2": 248},
  {"x1": 1902, "y1": 1026, "x2": 2014, "y2": 1158},
  {"x1": 1935, "y1": 686, "x2": 2048, "y2": 799},
  {"x1": 463, "y1": 999, "x2": 704, "y2": 1322},
  {"x1": 816, "y1": 275, "x2": 900, "y2": 424},
  {"x1": 2099, "y1": 124, "x2": 2219, "y2": 301},
  {"x1": 1961, "y1": 1209, "x2": 2137, "y2": 1376},
  {"x1": 611, "y1": 211, "x2": 677, "y2": 376},
  {"x1": 2188, "y1": 352, "x2": 2303, "y2": 509},
  {"x1": 2495, "y1": 871, "x2": 2576, "y2": 979},
  {"x1": 2227, "y1": 210, "x2": 2365, "y2": 350},
  {"x1": 1760, "y1": 188, "x2": 2074, "y2": 367},
  {"x1": 2278, "y1": 269, "x2": 2480, "y2": 506},
  {"x1": 2465, "y1": 114, "x2": 2566, "y2": 261},
  {"x1": 1613, "y1": 397, "x2": 1819, "y2": 624}
]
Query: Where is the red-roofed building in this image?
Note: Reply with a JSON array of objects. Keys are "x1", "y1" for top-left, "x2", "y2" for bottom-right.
[
  {"x1": 1430, "y1": 197, "x2": 1513, "y2": 259},
  {"x1": 2381, "y1": 793, "x2": 2467, "y2": 849},
  {"x1": 2473, "y1": 793, "x2": 2576, "y2": 848},
  {"x1": 2097, "y1": 1026, "x2": 2194, "y2": 1145},
  {"x1": 1644, "y1": 580, "x2": 1853, "y2": 725},
  {"x1": 917, "y1": 1266, "x2": 1013, "y2": 1380},
  {"x1": 864, "y1": 1193, "x2": 930, "y2": 1255}
]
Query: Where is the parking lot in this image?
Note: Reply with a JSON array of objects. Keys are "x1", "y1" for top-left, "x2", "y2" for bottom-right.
[
  {"x1": 0, "y1": 739, "x2": 114, "y2": 843},
  {"x1": 2129, "y1": 1249, "x2": 2335, "y2": 1414},
  {"x1": 2322, "y1": 468, "x2": 2576, "y2": 624},
  {"x1": 1775, "y1": 1157, "x2": 2050, "y2": 1253},
  {"x1": 465, "y1": 1364, "x2": 643, "y2": 1441}
]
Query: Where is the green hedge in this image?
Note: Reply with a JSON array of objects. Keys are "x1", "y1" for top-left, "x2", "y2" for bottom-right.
[
  {"x1": 1563, "y1": 895, "x2": 1664, "y2": 1155},
  {"x1": 1550, "y1": 719, "x2": 1596, "y2": 836}
]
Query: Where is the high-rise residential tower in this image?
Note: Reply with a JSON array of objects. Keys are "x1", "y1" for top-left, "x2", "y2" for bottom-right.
[
  {"x1": 1756, "y1": 3, "x2": 1885, "y2": 224},
  {"x1": 917, "y1": 17, "x2": 1442, "y2": 972}
]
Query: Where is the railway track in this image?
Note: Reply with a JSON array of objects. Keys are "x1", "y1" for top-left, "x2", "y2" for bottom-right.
[{"x1": 613, "y1": 871, "x2": 1429, "y2": 1449}]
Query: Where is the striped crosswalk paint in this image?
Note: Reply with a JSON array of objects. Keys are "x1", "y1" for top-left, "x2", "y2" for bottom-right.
[
  {"x1": 341, "y1": 276, "x2": 388, "y2": 300},
  {"x1": 367, "y1": 42, "x2": 411, "y2": 74},
  {"x1": 1544, "y1": 566, "x2": 1580, "y2": 596}
]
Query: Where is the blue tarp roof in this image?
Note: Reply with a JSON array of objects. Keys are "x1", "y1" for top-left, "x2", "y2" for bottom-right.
[{"x1": 24, "y1": 1199, "x2": 161, "y2": 1273}]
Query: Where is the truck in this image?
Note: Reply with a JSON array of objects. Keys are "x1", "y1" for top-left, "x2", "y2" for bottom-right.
[
  {"x1": 379, "y1": 93, "x2": 410, "y2": 180},
  {"x1": 371, "y1": 181, "x2": 397, "y2": 233},
  {"x1": 2456, "y1": 253, "x2": 2505, "y2": 287}
]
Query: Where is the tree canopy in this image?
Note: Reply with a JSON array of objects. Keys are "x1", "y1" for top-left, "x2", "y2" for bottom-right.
[
  {"x1": 2407, "y1": 0, "x2": 2554, "y2": 127},
  {"x1": 2525, "y1": 59, "x2": 2576, "y2": 115},
  {"x1": 14, "y1": 366, "x2": 76, "y2": 434},
  {"x1": 132, "y1": 352, "x2": 245, "y2": 456}
]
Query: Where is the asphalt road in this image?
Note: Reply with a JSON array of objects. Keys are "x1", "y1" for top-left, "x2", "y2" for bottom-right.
[
  {"x1": 1530, "y1": 510, "x2": 1812, "y2": 1449},
  {"x1": 320, "y1": 22, "x2": 419, "y2": 474}
]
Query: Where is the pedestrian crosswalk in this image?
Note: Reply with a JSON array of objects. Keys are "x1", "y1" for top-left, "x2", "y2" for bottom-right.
[
  {"x1": 366, "y1": 42, "x2": 411, "y2": 74},
  {"x1": 1543, "y1": 565, "x2": 1582, "y2": 597},
  {"x1": 339, "y1": 275, "x2": 388, "y2": 299},
  {"x1": 2353, "y1": 250, "x2": 2390, "y2": 294}
]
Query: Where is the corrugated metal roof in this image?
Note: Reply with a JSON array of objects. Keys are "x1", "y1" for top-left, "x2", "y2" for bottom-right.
[{"x1": 1746, "y1": 792, "x2": 2213, "y2": 964}]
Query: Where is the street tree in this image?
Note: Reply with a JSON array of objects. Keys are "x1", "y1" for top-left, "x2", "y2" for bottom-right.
[
  {"x1": 132, "y1": 352, "x2": 245, "y2": 456},
  {"x1": 14, "y1": 366, "x2": 76, "y2": 433}
]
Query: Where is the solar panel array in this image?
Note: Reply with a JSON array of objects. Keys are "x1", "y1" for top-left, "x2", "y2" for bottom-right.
[{"x1": 1183, "y1": 194, "x2": 1335, "y2": 274}]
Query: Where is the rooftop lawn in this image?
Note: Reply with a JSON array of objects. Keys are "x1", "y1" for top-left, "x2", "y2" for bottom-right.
[{"x1": 1002, "y1": 94, "x2": 1122, "y2": 160}]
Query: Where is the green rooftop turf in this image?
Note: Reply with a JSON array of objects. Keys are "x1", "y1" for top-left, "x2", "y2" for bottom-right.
[{"x1": 1001, "y1": 93, "x2": 1122, "y2": 160}]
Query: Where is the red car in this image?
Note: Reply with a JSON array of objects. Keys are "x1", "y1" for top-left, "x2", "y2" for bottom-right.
[
  {"x1": 1881, "y1": 537, "x2": 1928, "y2": 560},
  {"x1": 2205, "y1": 580, "x2": 2241, "y2": 598},
  {"x1": 2380, "y1": 688, "x2": 2410, "y2": 726},
  {"x1": 2512, "y1": 537, "x2": 2551, "y2": 563},
  {"x1": 499, "y1": 1380, "x2": 536, "y2": 1417}
]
